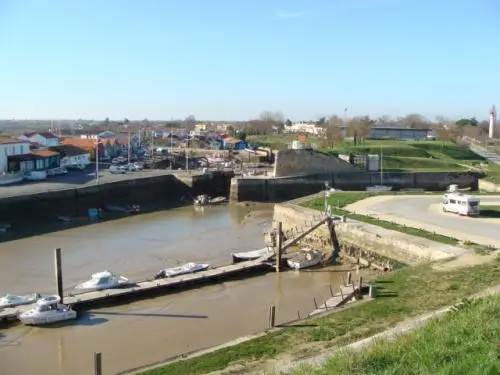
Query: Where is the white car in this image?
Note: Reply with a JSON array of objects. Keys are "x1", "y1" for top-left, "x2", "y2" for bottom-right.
[{"x1": 109, "y1": 165, "x2": 126, "y2": 174}]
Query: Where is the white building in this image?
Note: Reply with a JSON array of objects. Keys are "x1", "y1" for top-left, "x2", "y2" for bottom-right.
[
  {"x1": 49, "y1": 145, "x2": 91, "y2": 169},
  {"x1": 19, "y1": 132, "x2": 60, "y2": 147},
  {"x1": 0, "y1": 137, "x2": 31, "y2": 173},
  {"x1": 284, "y1": 122, "x2": 325, "y2": 136}
]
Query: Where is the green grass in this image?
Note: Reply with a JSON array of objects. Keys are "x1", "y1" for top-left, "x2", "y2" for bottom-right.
[
  {"x1": 138, "y1": 261, "x2": 500, "y2": 375},
  {"x1": 483, "y1": 164, "x2": 500, "y2": 184},
  {"x1": 292, "y1": 294, "x2": 500, "y2": 375},
  {"x1": 302, "y1": 192, "x2": 459, "y2": 245}
]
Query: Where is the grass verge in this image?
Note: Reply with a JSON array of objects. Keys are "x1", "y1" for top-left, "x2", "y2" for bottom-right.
[
  {"x1": 302, "y1": 192, "x2": 459, "y2": 245},
  {"x1": 292, "y1": 294, "x2": 500, "y2": 375},
  {"x1": 138, "y1": 260, "x2": 500, "y2": 375}
]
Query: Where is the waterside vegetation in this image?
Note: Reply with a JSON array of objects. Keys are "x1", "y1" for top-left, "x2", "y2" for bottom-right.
[
  {"x1": 291, "y1": 293, "x2": 500, "y2": 375},
  {"x1": 138, "y1": 259, "x2": 500, "y2": 375}
]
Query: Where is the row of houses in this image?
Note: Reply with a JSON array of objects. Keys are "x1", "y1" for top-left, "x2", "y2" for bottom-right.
[{"x1": 0, "y1": 130, "x2": 137, "y2": 174}]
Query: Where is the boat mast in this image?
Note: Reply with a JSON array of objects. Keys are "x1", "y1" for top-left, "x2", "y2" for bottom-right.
[{"x1": 380, "y1": 149, "x2": 383, "y2": 185}]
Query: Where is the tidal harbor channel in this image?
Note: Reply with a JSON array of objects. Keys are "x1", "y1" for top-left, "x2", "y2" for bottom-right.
[{"x1": 0, "y1": 203, "x2": 369, "y2": 375}]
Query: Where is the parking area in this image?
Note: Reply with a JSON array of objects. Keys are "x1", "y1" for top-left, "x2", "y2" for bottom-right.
[{"x1": 0, "y1": 167, "x2": 180, "y2": 199}]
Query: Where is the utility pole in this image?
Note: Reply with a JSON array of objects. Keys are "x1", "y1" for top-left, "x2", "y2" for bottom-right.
[
  {"x1": 128, "y1": 131, "x2": 131, "y2": 165},
  {"x1": 95, "y1": 139, "x2": 99, "y2": 184}
]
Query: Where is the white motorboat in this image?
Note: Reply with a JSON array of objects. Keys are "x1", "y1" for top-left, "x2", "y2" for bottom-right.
[
  {"x1": 287, "y1": 249, "x2": 324, "y2": 270},
  {"x1": 0, "y1": 293, "x2": 40, "y2": 308},
  {"x1": 19, "y1": 296, "x2": 77, "y2": 326},
  {"x1": 231, "y1": 247, "x2": 275, "y2": 263},
  {"x1": 75, "y1": 270, "x2": 130, "y2": 291},
  {"x1": 366, "y1": 185, "x2": 392, "y2": 192},
  {"x1": 154, "y1": 262, "x2": 210, "y2": 279}
]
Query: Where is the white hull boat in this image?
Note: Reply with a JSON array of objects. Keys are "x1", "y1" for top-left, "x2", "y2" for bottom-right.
[
  {"x1": 232, "y1": 247, "x2": 274, "y2": 263},
  {"x1": 0, "y1": 293, "x2": 40, "y2": 308},
  {"x1": 154, "y1": 262, "x2": 210, "y2": 279},
  {"x1": 287, "y1": 249, "x2": 324, "y2": 270},
  {"x1": 19, "y1": 296, "x2": 77, "y2": 326},
  {"x1": 366, "y1": 185, "x2": 392, "y2": 192},
  {"x1": 75, "y1": 270, "x2": 130, "y2": 291}
]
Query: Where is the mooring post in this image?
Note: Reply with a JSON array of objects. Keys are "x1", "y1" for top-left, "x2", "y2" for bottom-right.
[
  {"x1": 369, "y1": 284, "x2": 377, "y2": 298},
  {"x1": 347, "y1": 271, "x2": 352, "y2": 285},
  {"x1": 275, "y1": 222, "x2": 283, "y2": 272},
  {"x1": 329, "y1": 284, "x2": 334, "y2": 297},
  {"x1": 94, "y1": 352, "x2": 102, "y2": 375},
  {"x1": 54, "y1": 248, "x2": 63, "y2": 304},
  {"x1": 297, "y1": 310, "x2": 301, "y2": 320},
  {"x1": 313, "y1": 297, "x2": 318, "y2": 309},
  {"x1": 268, "y1": 305, "x2": 276, "y2": 328}
]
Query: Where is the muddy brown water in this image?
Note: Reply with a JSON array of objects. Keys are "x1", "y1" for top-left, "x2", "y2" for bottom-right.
[{"x1": 0, "y1": 204, "x2": 359, "y2": 375}]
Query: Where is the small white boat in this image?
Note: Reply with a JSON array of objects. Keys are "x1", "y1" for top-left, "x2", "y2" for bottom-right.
[
  {"x1": 154, "y1": 262, "x2": 210, "y2": 279},
  {"x1": 366, "y1": 185, "x2": 392, "y2": 192},
  {"x1": 19, "y1": 296, "x2": 77, "y2": 326},
  {"x1": 0, "y1": 293, "x2": 40, "y2": 308},
  {"x1": 287, "y1": 249, "x2": 324, "y2": 270},
  {"x1": 231, "y1": 247, "x2": 275, "y2": 263},
  {"x1": 75, "y1": 270, "x2": 130, "y2": 291}
]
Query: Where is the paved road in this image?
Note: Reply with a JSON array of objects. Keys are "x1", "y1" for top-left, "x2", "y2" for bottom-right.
[
  {"x1": 0, "y1": 168, "x2": 192, "y2": 199},
  {"x1": 346, "y1": 195, "x2": 500, "y2": 248},
  {"x1": 470, "y1": 144, "x2": 500, "y2": 165}
]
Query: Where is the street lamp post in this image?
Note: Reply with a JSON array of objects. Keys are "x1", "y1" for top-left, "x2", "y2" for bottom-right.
[
  {"x1": 95, "y1": 139, "x2": 99, "y2": 185},
  {"x1": 324, "y1": 181, "x2": 330, "y2": 215}
]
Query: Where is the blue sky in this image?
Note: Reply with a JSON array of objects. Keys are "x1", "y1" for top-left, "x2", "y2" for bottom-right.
[{"x1": 0, "y1": 0, "x2": 499, "y2": 121}]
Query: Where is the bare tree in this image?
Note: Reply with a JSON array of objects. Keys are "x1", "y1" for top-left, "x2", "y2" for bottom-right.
[
  {"x1": 323, "y1": 115, "x2": 344, "y2": 147},
  {"x1": 399, "y1": 114, "x2": 430, "y2": 129},
  {"x1": 184, "y1": 115, "x2": 196, "y2": 130},
  {"x1": 347, "y1": 116, "x2": 372, "y2": 143},
  {"x1": 245, "y1": 111, "x2": 285, "y2": 135}
]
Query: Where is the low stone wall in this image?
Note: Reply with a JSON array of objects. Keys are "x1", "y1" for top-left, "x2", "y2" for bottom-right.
[
  {"x1": 230, "y1": 171, "x2": 479, "y2": 202},
  {"x1": 273, "y1": 203, "x2": 457, "y2": 266}
]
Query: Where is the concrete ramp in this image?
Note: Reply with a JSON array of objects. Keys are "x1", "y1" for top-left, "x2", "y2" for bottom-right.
[{"x1": 274, "y1": 149, "x2": 357, "y2": 177}]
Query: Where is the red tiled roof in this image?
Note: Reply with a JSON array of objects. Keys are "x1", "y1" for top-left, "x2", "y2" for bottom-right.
[
  {"x1": 223, "y1": 137, "x2": 241, "y2": 144},
  {"x1": 31, "y1": 150, "x2": 59, "y2": 157},
  {"x1": 62, "y1": 138, "x2": 98, "y2": 151}
]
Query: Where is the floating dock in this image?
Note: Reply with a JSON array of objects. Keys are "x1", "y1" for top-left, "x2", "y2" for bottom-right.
[
  {"x1": 0, "y1": 255, "x2": 274, "y2": 326},
  {"x1": 0, "y1": 216, "x2": 334, "y2": 327}
]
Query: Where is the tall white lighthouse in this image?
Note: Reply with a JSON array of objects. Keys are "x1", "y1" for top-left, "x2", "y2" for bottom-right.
[{"x1": 489, "y1": 105, "x2": 496, "y2": 139}]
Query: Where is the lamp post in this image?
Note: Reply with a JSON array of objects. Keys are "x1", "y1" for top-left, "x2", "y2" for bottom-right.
[
  {"x1": 324, "y1": 181, "x2": 330, "y2": 215},
  {"x1": 95, "y1": 139, "x2": 99, "y2": 185}
]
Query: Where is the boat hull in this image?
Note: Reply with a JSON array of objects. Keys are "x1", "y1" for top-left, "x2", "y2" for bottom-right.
[
  {"x1": 155, "y1": 263, "x2": 210, "y2": 279},
  {"x1": 75, "y1": 277, "x2": 130, "y2": 291},
  {"x1": 231, "y1": 248, "x2": 274, "y2": 263},
  {"x1": 19, "y1": 310, "x2": 77, "y2": 326}
]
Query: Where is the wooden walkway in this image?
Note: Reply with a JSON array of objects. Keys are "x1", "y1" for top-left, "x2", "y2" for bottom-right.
[
  {"x1": 0, "y1": 255, "x2": 274, "y2": 325},
  {"x1": 309, "y1": 283, "x2": 369, "y2": 317}
]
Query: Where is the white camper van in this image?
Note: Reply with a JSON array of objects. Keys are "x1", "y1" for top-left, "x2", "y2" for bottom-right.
[{"x1": 442, "y1": 192, "x2": 480, "y2": 216}]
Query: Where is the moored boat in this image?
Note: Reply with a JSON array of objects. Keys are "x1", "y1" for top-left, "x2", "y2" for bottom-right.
[
  {"x1": 19, "y1": 296, "x2": 77, "y2": 326},
  {"x1": 75, "y1": 270, "x2": 130, "y2": 291},
  {"x1": 231, "y1": 247, "x2": 275, "y2": 263},
  {"x1": 0, "y1": 293, "x2": 40, "y2": 308},
  {"x1": 154, "y1": 262, "x2": 210, "y2": 279},
  {"x1": 287, "y1": 249, "x2": 324, "y2": 270}
]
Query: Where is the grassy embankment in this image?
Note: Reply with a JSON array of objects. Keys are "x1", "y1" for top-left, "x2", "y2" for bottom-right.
[
  {"x1": 291, "y1": 293, "x2": 500, "y2": 375},
  {"x1": 248, "y1": 135, "x2": 500, "y2": 181},
  {"x1": 138, "y1": 260, "x2": 500, "y2": 375},
  {"x1": 303, "y1": 192, "x2": 496, "y2": 253}
]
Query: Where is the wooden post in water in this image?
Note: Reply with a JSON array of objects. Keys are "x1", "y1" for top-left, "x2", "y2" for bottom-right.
[
  {"x1": 313, "y1": 297, "x2": 318, "y2": 309},
  {"x1": 94, "y1": 352, "x2": 102, "y2": 375},
  {"x1": 347, "y1": 271, "x2": 352, "y2": 285},
  {"x1": 54, "y1": 248, "x2": 63, "y2": 304},
  {"x1": 268, "y1": 305, "x2": 276, "y2": 328},
  {"x1": 369, "y1": 284, "x2": 377, "y2": 298},
  {"x1": 358, "y1": 277, "x2": 363, "y2": 299},
  {"x1": 275, "y1": 222, "x2": 283, "y2": 272},
  {"x1": 329, "y1": 285, "x2": 334, "y2": 297}
]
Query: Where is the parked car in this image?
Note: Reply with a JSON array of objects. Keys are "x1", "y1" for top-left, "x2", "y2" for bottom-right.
[
  {"x1": 127, "y1": 163, "x2": 137, "y2": 172},
  {"x1": 133, "y1": 162, "x2": 144, "y2": 170},
  {"x1": 109, "y1": 165, "x2": 126, "y2": 174},
  {"x1": 47, "y1": 167, "x2": 68, "y2": 176},
  {"x1": 24, "y1": 171, "x2": 47, "y2": 181}
]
